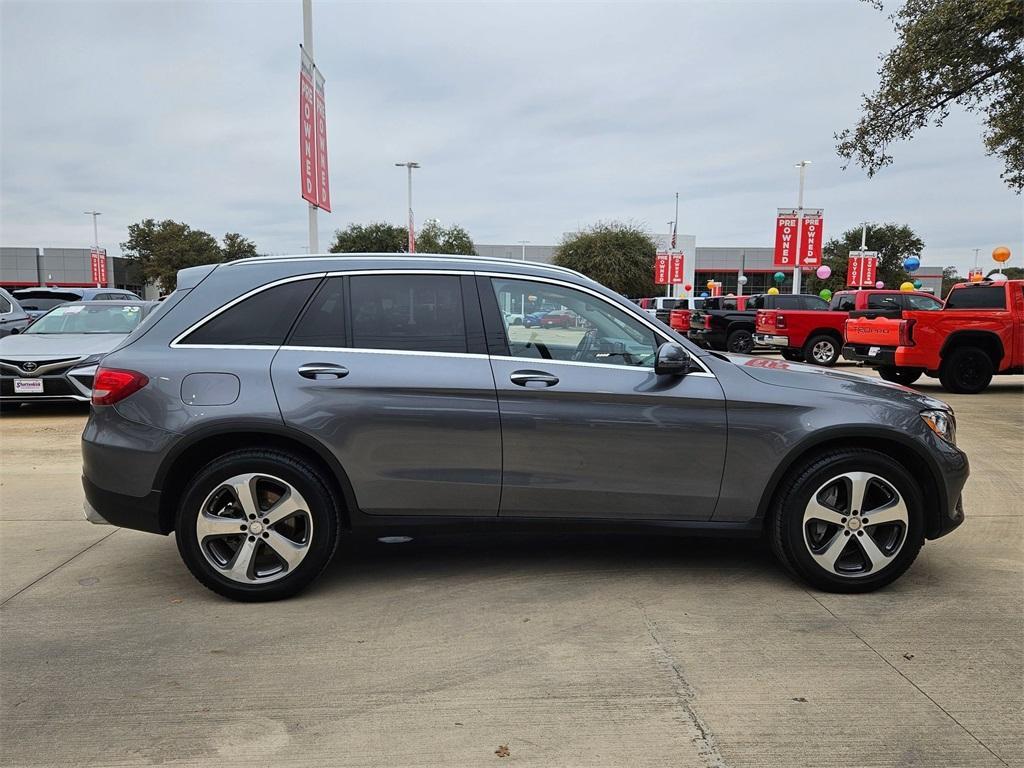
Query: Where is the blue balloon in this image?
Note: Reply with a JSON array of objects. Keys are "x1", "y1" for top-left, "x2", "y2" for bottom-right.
[
  {"x1": 903, "y1": 256, "x2": 920, "y2": 272},
  {"x1": 700, "y1": 291, "x2": 709, "y2": 298}
]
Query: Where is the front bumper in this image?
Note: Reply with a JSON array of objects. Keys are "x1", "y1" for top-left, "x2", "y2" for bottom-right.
[
  {"x1": 754, "y1": 333, "x2": 790, "y2": 348},
  {"x1": 0, "y1": 364, "x2": 97, "y2": 403},
  {"x1": 842, "y1": 344, "x2": 897, "y2": 366},
  {"x1": 926, "y1": 437, "x2": 969, "y2": 540}
]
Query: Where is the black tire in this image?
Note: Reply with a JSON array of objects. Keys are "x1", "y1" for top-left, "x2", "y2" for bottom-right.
[
  {"x1": 939, "y1": 346, "x2": 994, "y2": 394},
  {"x1": 780, "y1": 349, "x2": 804, "y2": 362},
  {"x1": 878, "y1": 366, "x2": 923, "y2": 386},
  {"x1": 175, "y1": 449, "x2": 341, "y2": 602},
  {"x1": 726, "y1": 328, "x2": 754, "y2": 354},
  {"x1": 802, "y1": 334, "x2": 841, "y2": 367},
  {"x1": 769, "y1": 448, "x2": 925, "y2": 593}
]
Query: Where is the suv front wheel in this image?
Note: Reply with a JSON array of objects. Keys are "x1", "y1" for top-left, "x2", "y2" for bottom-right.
[
  {"x1": 769, "y1": 449, "x2": 924, "y2": 592},
  {"x1": 176, "y1": 449, "x2": 341, "y2": 601}
]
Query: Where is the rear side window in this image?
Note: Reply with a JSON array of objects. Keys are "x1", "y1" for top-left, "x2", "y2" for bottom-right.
[
  {"x1": 349, "y1": 274, "x2": 467, "y2": 353},
  {"x1": 831, "y1": 293, "x2": 856, "y2": 311},
  {"x1": 0, "y1": 295, "x2": 10, "y2": 313},
  {"x1": 867, "y1": 294, "x2": 901, "y2": 311},
  {"x1": 290, "y1": 277, "x2": 345, "y2": 347},
  {"x1": 773, "y1": 295, "x2": 802, "y2": 309},
  {"x1": 944, "y1": 286, "x2": 1006, "y2": 309},
  {"x1": 905, "y1": 294, "x2": 943, "y2": 311},
  {"x1": 180, "y1": 279, "x2": 318, "y2": 346},
  {"x1": 801, "y1": 296, "x2": 828, "y2": 310}
]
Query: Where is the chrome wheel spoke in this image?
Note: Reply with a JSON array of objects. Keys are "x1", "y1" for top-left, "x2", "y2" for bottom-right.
[
  {"x1": 854, "y1": 532, "x2": 895, "y2": 575},
  {"x1": 805, "y1": 498, "x2": 846, "y2": 527},
  {"x1": 225, "y1": 474, "x2": 261, "y2": 519},
  {"x1": 263, "y1": 530, "x2": 307, "y2": 571},
  {"x1": 224, "y1": 536, "x2": 260, "y2": 582},
  {"x1": 811, "y1": 530, "x2": 850, "y2": 572},
  {"x1": 846, "y1": 472, "x2": 872, "y2": 515},
  {"x1": 264, "y1": 490, "x2": 305, "y2": 526},
  {"x1": 196, "y1": 513, "x2": 244, "y2": 539},
  {"x1": 864, "y1": 498, "x2": 908, "y2": 527}
]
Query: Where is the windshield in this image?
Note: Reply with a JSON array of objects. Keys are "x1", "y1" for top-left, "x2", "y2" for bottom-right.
[{"x1": 26, "y1": 304, "x2": 145, "y2": 334}]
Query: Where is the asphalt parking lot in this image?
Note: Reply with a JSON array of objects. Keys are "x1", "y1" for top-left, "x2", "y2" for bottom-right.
[{"x1": 1, "y1": 365, "x2": 1021, "y2": 768}]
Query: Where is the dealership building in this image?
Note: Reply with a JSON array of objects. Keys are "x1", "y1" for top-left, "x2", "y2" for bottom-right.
[{"x1": 1, "y1": 240, "x2": 944, "y2": 299}]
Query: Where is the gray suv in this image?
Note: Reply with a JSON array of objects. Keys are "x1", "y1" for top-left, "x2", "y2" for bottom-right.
[{"x1": 82, "y1": 255, "x2": 968, "y2": 601}]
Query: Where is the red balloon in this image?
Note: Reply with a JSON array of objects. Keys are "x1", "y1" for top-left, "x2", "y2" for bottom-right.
[{"x1": 684, "y1": 284, "x2": 692, "y2": 291}]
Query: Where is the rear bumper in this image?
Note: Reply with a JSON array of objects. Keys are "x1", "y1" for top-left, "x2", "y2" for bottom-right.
[
  {"x1": 688, "y1": 329, "x2": 719, "y2": 348},
  {"x1": 842, "y1": 344, "x2": 897, "y2": 366},
  {"x1": 82, "y1": 474, "x2": 165, "y2": 534},
  {"x1": 754, "y1": 333, "x2": 790, "y2": 347}
]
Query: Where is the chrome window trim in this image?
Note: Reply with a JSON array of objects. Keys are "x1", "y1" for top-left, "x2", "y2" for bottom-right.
[
  {"x1": 170, "y1": 267, "x2": 714, "y2": 377},
  {"x1": 281, "y1": 345, "x2": 489, "y2": 360}
]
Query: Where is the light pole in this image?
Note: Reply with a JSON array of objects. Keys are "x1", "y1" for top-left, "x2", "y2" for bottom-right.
[
  {"x1": 84, "y1": 211, "x2": 102, "y2": 287},
  {"x1": 792, "y1": 160, "x2": 811, "y2": 294},
  {"x1": 395, "y1": 161, "x2": 420, "y2": 253},
  {"x1": 517, "y1": 240, "x2": 530, "y2": 261}
]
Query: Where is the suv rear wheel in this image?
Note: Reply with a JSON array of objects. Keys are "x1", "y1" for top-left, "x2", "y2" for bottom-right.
[
  {"x1": 769, "y1": 448, "x2": 924, "y2": 592},
  {"x1": 176, "y1": 449, "x2": 341, "y2": 601},
  {"x1": 803, "y1": 334, "x2": 840, "y2": 366}
]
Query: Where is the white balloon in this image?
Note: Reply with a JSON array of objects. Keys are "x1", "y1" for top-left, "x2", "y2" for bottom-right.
[
  {"x1": 737, "y1": 275, "x2": 748, "y2": 285},
  {"x1": 989, "y1": 272, "x2": 1008, "y2": 282}
]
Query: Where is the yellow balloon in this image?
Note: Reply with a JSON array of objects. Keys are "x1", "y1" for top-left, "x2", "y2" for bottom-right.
[
  {"x1": 993, "y1": 246, "x2": 1011, "y2": 263},
  {"x1": 900, "y1": 281, "x2": 915, "y2": 292},
  {"x1": 767, "y1": 287, "x2": 780, "y2": 295}
]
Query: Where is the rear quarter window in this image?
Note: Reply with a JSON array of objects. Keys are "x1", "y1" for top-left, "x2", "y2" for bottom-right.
[
  {"x1": 178, "y1": 278, "x2": 319, "y2": 346},
  {"x1": 944, "y1": 286, "x2": 1007, "y2": 309}
]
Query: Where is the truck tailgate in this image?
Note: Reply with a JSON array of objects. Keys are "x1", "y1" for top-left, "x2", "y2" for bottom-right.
[{"x1": 845, "y1": 315, "x2": 902, "y2": 346}]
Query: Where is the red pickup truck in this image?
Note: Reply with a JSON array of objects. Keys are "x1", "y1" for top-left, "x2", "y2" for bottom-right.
[
  {"x1": 844, "y1": 279, "x2": 1024, "y2": 393},
  {"x1": 754, "y1": 289, "x2": 943, "y2": 366}
]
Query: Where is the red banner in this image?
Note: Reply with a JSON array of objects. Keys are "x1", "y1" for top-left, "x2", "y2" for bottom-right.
[
  {"x1": 299, "y1": 51, "x2": 317, "y2": 206},
  {"x1": 800, "y1": 212, "x2": 823, "y2": 266},
  {"x1": 774, "y1": 210, "x2": 799, "y2": 267},
  {"x1": 669, "y1": 253, "x2": 684, "y2": 284},
  {"x1": 654, "y1": 252, "x2": 670, "y2": 285},
  {"x1": 90, "y1": 249, "x2": 107, "y2": 285},
  {"x1": 847, "y1": 252, "x2": 878, "y2": 287},
  {"x1": 314, "y1": 68, "x2": 331, "y2": 212}
]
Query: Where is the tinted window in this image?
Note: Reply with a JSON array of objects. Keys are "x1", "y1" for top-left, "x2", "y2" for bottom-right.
[
  {"x1": 905, "y1": 294, "x2": 943, "y2": 311},
  {"x1": 801, "y1": 296, "x2": 828, "y2": 310},
  {"x1": 13, "y1": 293, "x2": 79, "y2": 311},
  {"x1": 350, "y1": 274, "x2": 466, "y2": 353},
  {"x1": 831, "y1": 293, "x2": 857, "y2": 311},
  {"x1": 944, "y1": 285, "x2": 1006, "y2": 309},
  {"x1": 773, "y1": 295, "x2": 803, "y2": 309},
  {"x1": 181, "y1": 279, "x2": 318, "y2": 345},
  {"x1": 0, "y1": 296, "x2": 10, "y2": 313},
  {"x1": 867, "y1": 294, "x2": 902, "y2": 311},
  {"x1": 290, "y1": 277, "x2": 346, "y2": 347},
  {"x1": 491, "y1": 278, "x2": 658, "y2": 368}
]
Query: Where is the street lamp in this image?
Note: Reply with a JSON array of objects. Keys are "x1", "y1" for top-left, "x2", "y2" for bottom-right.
[
  {"x1": 517, "y1": 240, "x2": 530, "y2": 261},
  {"x1": 395, "y1": 162, "x2": 420, "y2": 253},
  {"x1": 792, "y1": 160, "x2": 811, "y2": 294},
  {"x1": 84, "y1": 211, "x2": 101, "y2": 250}
]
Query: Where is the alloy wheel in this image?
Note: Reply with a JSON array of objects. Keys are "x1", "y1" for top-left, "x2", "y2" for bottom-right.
[
  {"x1": 802, "y1": 471, "x2": 908, "y2": 578},
  {"x1": 811, "y1": 340, "x2": 835, "y2": 364},
  {"x1": 196, "y1": 473, "x2": 313, "y2": 584}
]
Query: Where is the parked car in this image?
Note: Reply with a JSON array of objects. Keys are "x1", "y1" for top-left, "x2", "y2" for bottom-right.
[
  {"x1": 0, "y1": 288, "x2": 31, "y2": 337},
  {"x1": 667, "y1": 297, "x2": 707, "y2": 333},
  {"x1": 12, "y1": 287, "x2": 142, "y2": 320},
  {"x1": 81, "y1": 254, "x2": 967, "y2": 601},
  {"x1": 691, "y1": 293, "x2": 826, "y2": 353},
  {"x1": 844, "y1": 279, "x2": 1023, "y2": 392},
  {"x1": 502, "y1": 311, "x2": 524, "y2": 326},
  {"x1": 0, "y1": 301, "x2": 157, "y2": 410},
  {"x1": 539, "y1": 309, "x2": 578, "y2": 328},
  {"x1": 637, "y1": 296, "x2": 684, "y2": 319},
  {"x1": 754, "y1": 289, "x2": 943, "y2": 366}
]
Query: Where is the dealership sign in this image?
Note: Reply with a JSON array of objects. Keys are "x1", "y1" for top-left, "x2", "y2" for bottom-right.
[
  {"x1": 847, "y1": 251, "x2": 878, "y2": 287},
  {"x1": 774, "y1": 208, "x2": 824, "y2": 267},
  {"x1": 90, "y1": 249, "x2": 107, "y2": 285},
  {"x1": 654, "y1": 252, "x2": 684, "y2": 285},
  {"x1": 299, "y1": 49, "x2": 331, "y2": 211}
]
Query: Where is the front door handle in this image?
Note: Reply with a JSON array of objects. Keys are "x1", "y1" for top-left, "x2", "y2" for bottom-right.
[
  {"x1": 298, "y1": 363, "x2": 349, "y2": 380},
  {"x1": 510, "y1": 370, "x2": 559, "y2": 387}
]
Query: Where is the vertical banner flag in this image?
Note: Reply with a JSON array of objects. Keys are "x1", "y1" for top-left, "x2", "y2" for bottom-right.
[
  {"x1": 774, "y1": 209, "x2": 799, "y2": 266},
  {"x1": 709, "y1": 281, "x2": 723, "y2": 297},
  {"x1": 313, "y1": 68, "x2": 331, "y2": 212},
  {"x1": 299, "y1": 50, "x2": 317, "y2": 206},
  {"x1": 847, "y1": 251, "x2": 879, "y2": 287},
  {"x1": 669, "y1": 253, "x2": 684, "y2": 284},
  {"x1": 654, "y1": 252, "x2": 670, "y2": 285},
  {"x1": 90, "y1": 249, "x2": 107, "y2": 285},
  {"x1": 800, "y1": 210, "x2": 823, "y2": 266}
]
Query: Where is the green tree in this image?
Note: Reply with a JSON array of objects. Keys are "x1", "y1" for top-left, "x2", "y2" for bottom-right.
[
  {"x1": 221, "y1": 232, "x2": 258, "y2": 261},
  {"x1": 942, "y1": 265, "x2": 966, "y2": 297},
  {"x1": 553, "y1": 222, "x2": 657, "y2": 297},
  {"x1": 837, "y1": 0, "x2": 1024, "y2": 190},
  {"x1": 120, "y1": 219, "x2": 229, "y2": 293},
  {"x1": 330, "y1": 222, "x2": 407, "y2": 253},
  {"x1": 416, "y1": 221, "x2": 477, "y2": 255},
  {"x1": 804, "y1": 223, "x2": 924, "y2": 295},
  {"x1": 987, "y1": 265, "x2": 1023, "y2": 279}
]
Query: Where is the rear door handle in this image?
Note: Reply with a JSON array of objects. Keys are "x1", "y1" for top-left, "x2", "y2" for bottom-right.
[
  {"x1": 298, "y1": 363, "x2": 349, "y2": 380},
  {"x1": 510, "y1": 370, "x2": 559, "y2": 387}
]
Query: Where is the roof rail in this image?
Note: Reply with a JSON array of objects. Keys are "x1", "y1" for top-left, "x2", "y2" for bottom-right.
[{"x1": 225, "y1": 252, "x2": 585, "y2": 279}]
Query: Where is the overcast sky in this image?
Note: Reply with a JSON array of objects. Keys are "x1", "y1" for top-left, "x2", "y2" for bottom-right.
[{"x1": 1, "y1": 0, "x2": 1020, "y2": 275}]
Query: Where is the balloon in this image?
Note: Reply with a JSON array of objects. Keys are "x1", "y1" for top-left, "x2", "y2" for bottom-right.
[
  {"x1": 989, "y1": 272, "x2": 1008, "y2": 282},
  {"x1": 773, "y1": 271, "x2": 785, "y2": 283},
  {"x1": 707, "y1": 280, "x2": 714, "y2": 288},
  {"x1": 875, "y1": 281, "x2": 885, "y2": 289},
  {"x1": 767, "y1": 287, "x2": 780, "y2": 295},
  {"x1": 899, "y1": 281, "x2": 915, "y2": 292},
  {"x1": 737, "y1": 275, "x2": 748, "y2": 285},
  {"x1": 819, "y1": 289, "x2": 832, "y2": 301},
  {"x1": 903, "y1": 256, "x2": 920, "y2": 272},
  {"x1": 684, "y1": 284, "x2": 692, "y2": 291},
  {"x1": 816, "y1": 265, "x2": 831, "y2": 280},
  {"x1": 913, "y1": 279, "x2": 922, "y2": 289},
  {"x1": 970, "y1": 271, "x2": 984, "y2": 283},
  {"x1": 700, "y1": 291, "x2": 709, "y2": 298},
  {"x1": 993, "y1": 246, "x2": 1011, "y2": 263}
]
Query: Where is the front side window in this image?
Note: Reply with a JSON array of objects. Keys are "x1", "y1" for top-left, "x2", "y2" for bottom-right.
[
  {"x1": 349, "y1": 274, "x2": 467, "y2": 353},
  {"x1": 180, "y1": 278, "x2": 318, "y2": 346},
  {"x1": 491, "y1": 278, "x2": 658, "y2": 368},
  {"x1": 944, "y1": 286, "x2": 1006, "y2": 309},
  {"x1": 0, "y1": 296, "x2": 11, "y2": 314},
  {"x1": 831, "y1": 293, "x2": 856, "y2": 311},
  {"x1": 867, "y1": 294, "x2": 901, "y2": 311},
  {"x1": 905, "y1": 294, "x2": 943, "y2": 311}
]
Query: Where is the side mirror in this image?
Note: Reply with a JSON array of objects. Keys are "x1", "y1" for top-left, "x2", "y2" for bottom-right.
[{"x1": 655, "y1": 343, "x2": 692, "y2": 376}]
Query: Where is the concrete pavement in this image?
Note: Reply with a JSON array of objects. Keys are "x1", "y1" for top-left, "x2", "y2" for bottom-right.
[{"x1": 1, "y1": 371, "x2": 1021, "y2": 767}]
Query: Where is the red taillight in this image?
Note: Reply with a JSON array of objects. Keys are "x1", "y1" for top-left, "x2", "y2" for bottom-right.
[
  {"x1": 898, "y1": 319, "x2": 916, "y2": 347},
  {"x1": 91, "y1": 367, "x2": 149, "y2": 406},
  {"x1": 775, "y1": 314, "x2": 787, "y2": 329}
]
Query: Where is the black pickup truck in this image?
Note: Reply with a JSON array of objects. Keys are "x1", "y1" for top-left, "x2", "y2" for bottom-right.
[{"x1": 689, "y1": 293, "x2": 827, "y2": 353}]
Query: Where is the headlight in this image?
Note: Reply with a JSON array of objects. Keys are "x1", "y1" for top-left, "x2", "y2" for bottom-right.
[{"x1": 921, "y1": 409, "x2": 956, "y2": 445}]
